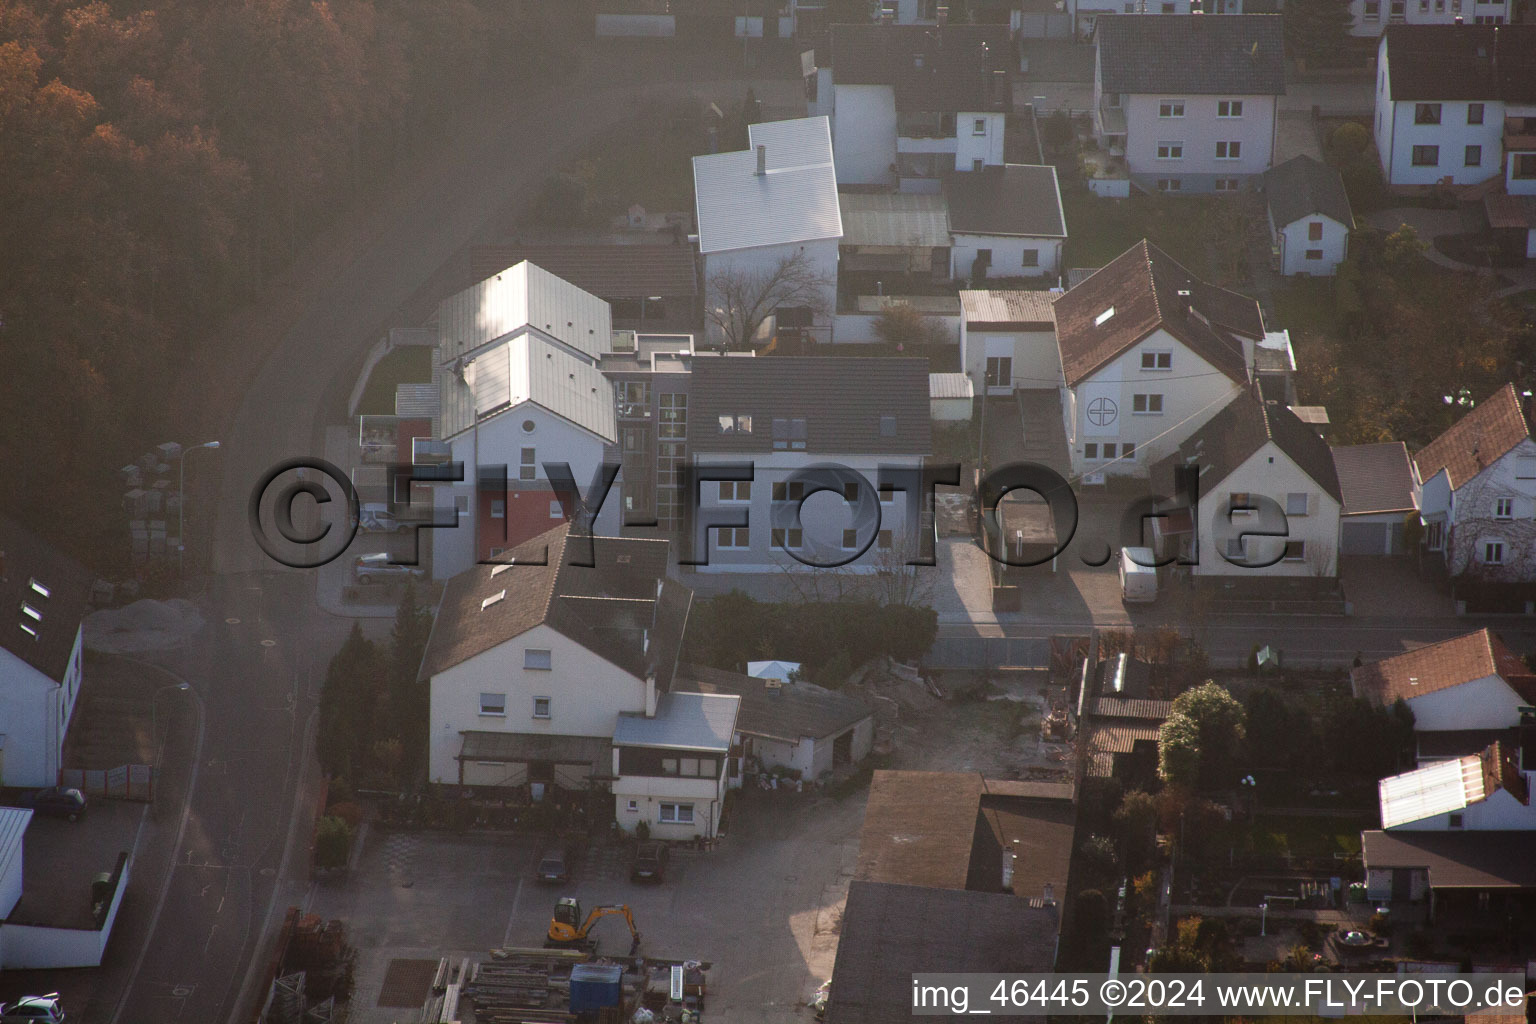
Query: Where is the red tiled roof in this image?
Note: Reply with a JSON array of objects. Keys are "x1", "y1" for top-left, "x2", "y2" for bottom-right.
[
  {"x1": 1414, "y1": 383, "x2": 1533, "y2": 490},
  {"x1": 1350, "y1": 628, "x2": 1536, "y2": 706}
]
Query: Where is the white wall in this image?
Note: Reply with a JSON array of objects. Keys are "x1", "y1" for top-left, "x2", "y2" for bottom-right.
[
  {"x1": 951, "y1": 235, "x2": 1063, "y2": 280},
  {"x1": 595, "y1": 13, "x2": 675, "y2": 36},
  {"x1": 0, "y1": 857, "x2": 129, "y2": 970},
  {"x1": 1349, "y1": 0, "x2": 1512, "y2": 37},
  {"x1": 0, "y1": 647, "x2": 68, "y2": 789},
  {"x1": 1068, "y1": 328, "x2": 1244, "y2": 476},
  {"x1": 749, "y1": 734, "x2": 815, "y2": 778},
  {"x1": 1405, "y1": 675, "x2": 1529, "y2": 732},
  {"x1": 702, "y1": 238, "x2": 840, "y2": 346},
  {"x1": 806, "y1": 717, "x2": 875, "y2": 780},
  {"x1": 1441, "y1": 437, "x2": 1536, "y2": 579},
  {"x1": 832, "y1": 85, "x2": 898, "y2": 186},
  {"x1": 1276, "y1": 212, "x2": 1350, "y2": 276},
  {"x1": 1390, "y1": 771, "x2": 1536, "y2": 831},
  {"x1": 428, "y1": 623, "x2": 645, "y2": 785},
  {"x1": 962, "y1": 328, "x2": 1062, "y2": 392},
  {"x1": 833, "y1": 311, "x2": 959, "y2": 346},
  {"x1": 1192, "y1": 440, "x2": 1343, "y2": 577},
  {"x1": 953, "y1": 112, "x2": 1008, "y2": 171},
  {"x1": 1124, "y1": 93, "x2": 1278, "y2": 190},
  {"x1": 613, "y1": 770, "x2": 726, "y2": 839},
  {"x1": 1376, "y1": 42, "x2": 1506, "y2": 187}
]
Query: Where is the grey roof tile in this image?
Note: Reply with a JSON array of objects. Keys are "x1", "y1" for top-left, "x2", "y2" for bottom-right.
[{"x1": 1096, "y1": 14, "x2": 1286, "y2": 96}]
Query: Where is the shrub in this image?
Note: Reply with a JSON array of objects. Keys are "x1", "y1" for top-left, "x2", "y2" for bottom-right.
[
  {"x1": 635, "y1": 820, "x2": 650, "y2": 841},
  {"x1": 314, "y1": 816, "x2": 353, "y2": 870},
  {"x1": 327, "y1": 801, "x2": 364, "y2": 830},
  {"x1": 1330, "y1": 122, "x2": 1370, "y2": 158}
]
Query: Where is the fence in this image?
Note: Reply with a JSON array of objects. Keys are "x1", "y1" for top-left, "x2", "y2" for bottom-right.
[
  {"x1": 924, "y1": 635, "x2": 1053, "y2": 671},
  {"x1": 60, "y1": 763, "x2": 154, "y2": 802}
]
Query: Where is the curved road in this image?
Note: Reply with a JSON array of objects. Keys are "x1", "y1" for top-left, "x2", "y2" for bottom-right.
[{"x1": 105, "y1": 41, "x2": 791, "y2": 1024}]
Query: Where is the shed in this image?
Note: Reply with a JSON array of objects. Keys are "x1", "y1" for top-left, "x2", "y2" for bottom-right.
[
  {"x1": 1258, "y1": 155, "x2": 1354, "y2": 277},
  {"x1": 929, "y1": 372, "x2": 974, "y2": 422}
]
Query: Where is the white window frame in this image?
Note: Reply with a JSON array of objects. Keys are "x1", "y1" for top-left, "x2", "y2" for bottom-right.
[
  {"x1": 1494, "y1": 497, "x2": 1514, "y2": 520},
  {"x1": 770, "y1": 527, "x2": 804, "y2": 549},
  {"x1": 1483, "y1": 541, "x2": 1504, "y2": 564},
  {"x1": 525, "y1": 648, "x2": 552, "y2": 670},
  {"x1": 1217, "y1": 100, "x2": 1244, "y2": 117},
  {"x1": 1156, "y1": 141, "x2": 1184, "y2": 160},
  {"x1": 479, "y1": 692, "x2": 507, "y2": 716},
  {"x1": 972, "y1": 117, "x2": 987, "y2": 136},
  {"x1": 718, "y1": 480, "x2": 752, "y2": 503},
  {"x1": 519, "y1": 446, "x2": 537, "y2": 481},
  {"x1": 1215, "y1": 140, "x2": 1242, "y2": 160},
  {"x1": 659, "y1": 802, "x2": 694, "y2": 824},
  {"x1": 1141, "y1": 350, "x2": 1172, "y2": 370},
  {"x1": 533, "y1": 696, "x2": 552, "y2": 719},
  {"x1": 1286, "y1": 492, "x2": 1309, "y2": 517},
  {"x1": 717, "y1": 526, "x2": 750, "y2": 550},
  {"x1": 1284, "y1": 540, "x2": 1306, "y2": 562},
  {"x1": 1158, "y1": 99, "x2": 1186, "y2": 118},
  {"x1": 1132, "y1": 393, "x2": 1164, "y2": 414},
  {"x1": 627, "y1": 799, "x2": 639, "y2": 812},
  {"x1": 1156, "y1": 178, "x2": 1182, "y2": 192},
  {"x1": 490, "y1": 498, "x2": 506, "y2": 518}
]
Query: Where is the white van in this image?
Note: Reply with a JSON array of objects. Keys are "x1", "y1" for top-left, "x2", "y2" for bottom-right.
[{"x1": 1119, "y1": 547, "x2": 1157, "y2": 603}]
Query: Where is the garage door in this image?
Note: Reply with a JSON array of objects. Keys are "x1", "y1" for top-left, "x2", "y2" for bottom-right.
[{"x1": 1341, "y1": 520, "x2": 1389, "y2": 555}]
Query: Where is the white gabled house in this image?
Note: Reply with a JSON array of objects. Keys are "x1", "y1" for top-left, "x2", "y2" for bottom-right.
[
  {"x1": 944, "y1": 165, "x2": 1068, "y2": 280},
  {"x1": 612, "y1": 690, "x2": 738, "y2": 841},
  {"x1": 693, "y1": 117, "x2": 842, "y2": 345},
  {"x1": 1373, "y1": 25, "x2": 1536, "y2": 192},
  {"x1": 1413, "y1": 383, "x2": 1536, "y2": 587},
  {"x1": 1258, "y1": 155, "x2": 1355, "y2": 276},
  {"x1": 1150, "y1": 389, "x2": 1344, "y2": 578},
  {"x1": 1093, "y1": 15, "x2": 1286, "y2": 195},
  {"x1": 1350, "y1": 627, "x2": 1536, "y2": 733},
  {"x1": 958, "y1": 290, "x2": 1060, "y2": 395},
  {"x1": 0, "y1": 519, "x2": 92, "y2": 789},
  {"x1": 1349, "y1": 0, "x2": 1515, "y2": 39}
]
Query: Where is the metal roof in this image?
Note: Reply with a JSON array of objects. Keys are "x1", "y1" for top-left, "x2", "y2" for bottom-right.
[
  {"x1": 0, "y1": 807, "x2": 31, "y2": 911},
  {"x1": 437, "y1": 260, "x2": 613, "y2": 364},
  {"x1": 959, "y1": 289, "x2": 1057, "y2": 326},
  {"x1": 692, "y1": 117, "x2": 842, "y2": 255},
  {"x1": 394, "y1": 381, "x2": 440, "y2": 420},
  {"x1": 837, "y1": 192, "x2": 951, "y2": 248},
  {"x1": 929, "y1": 372, "x2": 974, "y2": 400},
  {"x1": 1378, "y1": 755, "x2": 1485, "y2": 828},
  {"x1": 613, "y1": 691, "x2": 739, "y2": 753},
  {"x1": 439, "y1": 332, "x2": 617, "y2": 442}
]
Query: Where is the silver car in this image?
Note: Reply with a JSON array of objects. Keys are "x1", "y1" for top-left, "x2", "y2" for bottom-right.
[
  {"x1": 1, "y1": 994, "x2": 66, "y2": 1023},
  {"x1": 352, "y1": 553, "x2": 425, "y2": 585}
]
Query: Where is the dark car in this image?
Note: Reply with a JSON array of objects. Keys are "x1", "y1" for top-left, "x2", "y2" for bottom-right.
[
  {"x1": 630, "y1": 840, "x2": 668, "y2": 883},
  {"x1": 535, "y1": 845, "x2": 572, "y2": 884},
  {"x1": 19, "y1": 787, "x2": 87, "y2": 822}
]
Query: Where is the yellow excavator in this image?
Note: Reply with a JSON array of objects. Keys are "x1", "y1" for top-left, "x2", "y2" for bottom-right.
[{"x1": 546, "y1": 897, "x2": 642, "y2": 953}]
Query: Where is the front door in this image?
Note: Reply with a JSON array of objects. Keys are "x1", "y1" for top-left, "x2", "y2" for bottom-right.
[{"x1": 985, "y1": 356, "x2": 1013, "y2": 394}]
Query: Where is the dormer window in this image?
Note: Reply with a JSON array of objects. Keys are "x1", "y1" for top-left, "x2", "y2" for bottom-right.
[
  {"x1": 718, "y1": 414, "x2": 752, "y2": 434},
  {"x1": 771, "y1": 417, "x2": 806, "y2": 449},
  {"x1": 1094, "y1": 307, "x2": 1115, "y2": 327}
]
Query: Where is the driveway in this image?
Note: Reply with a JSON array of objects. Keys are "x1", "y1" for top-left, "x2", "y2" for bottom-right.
[
  {"x1": 1274, "y1": 111, "x2": 1324, "y2": 165},
  {"x1": 309, "y1": 790, "x2": 865, "y2": 1024}
]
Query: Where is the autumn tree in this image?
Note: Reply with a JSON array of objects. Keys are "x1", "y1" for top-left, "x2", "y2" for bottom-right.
[
  {"x1": 873, "y1": 302, "x2": 952, "y2": 348},
  {"x1": 705, "y1": 249, "x2": 835, "y2": 349}
]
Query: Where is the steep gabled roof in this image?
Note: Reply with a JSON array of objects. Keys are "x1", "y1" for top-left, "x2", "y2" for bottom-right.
[
  {"x1": 828, "y1": 23, "x2": 1014, "y2": 113},
  {"x1": 417, "y1": 525, "x2": 684, "y2": 681},
  {"x1": 0, "y1": 515, "x2": 93, "y2": 681},
  {"x1": 1095, "y1": 14, "x2": 1286, "y2": 97},
  {"x1": 438, "y1": 331, "x2": 617, "y2": 442},
  {"x1": 692, "y1": 117, "x2": 842, "y2": 254},
  {"x1": 1261, "y1": 155, "x2": 1355, "y2": 230},
  {"x1": 1351, "y1": 628, "x2": 1536, "y2": 707},
  {"x1": 437, "y1": 260, "x2": 612, "y2": 364},
  {"x1": 1330, "y1": 442, "x2": 1417, "y2": 516},
  {"x1": 1383, "y1": 25, "x2": 1536, "y2": 103},
  {"x1": 1053, "y1": 240, "x2": 1261, "y2": 386},
  {"x1": 1414, "y1": 383, "x2": 1534, "y2": 491},
  {"x1": 1151, "y1": 391, "x2": 1343, "y2": 503}
]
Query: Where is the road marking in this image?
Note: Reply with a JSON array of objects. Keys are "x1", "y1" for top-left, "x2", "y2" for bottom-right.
[{"x1": 503, "y1": 879, "x2": 524, "y2": 948}]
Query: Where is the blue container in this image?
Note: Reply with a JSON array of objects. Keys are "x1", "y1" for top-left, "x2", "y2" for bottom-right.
[{"x1": 569, "y1": 963, "x2": 624, "y2": 1012}]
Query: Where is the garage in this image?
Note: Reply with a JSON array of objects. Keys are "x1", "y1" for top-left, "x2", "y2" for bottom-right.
[
  {"x1": 1331, "y1": 442, "x2": 1418, "y2": 558},
  {"x1": 1342, "y1": 520, "x2": 1393, "y2": 556}
]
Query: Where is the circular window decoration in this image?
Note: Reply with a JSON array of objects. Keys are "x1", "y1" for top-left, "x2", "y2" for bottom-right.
[
  {"x1": 1086, "y1": 396, "x2": 1118, "y2": 427},
  {"x1": 521, "y1": 419, "x2": 537, "y2": 433}
]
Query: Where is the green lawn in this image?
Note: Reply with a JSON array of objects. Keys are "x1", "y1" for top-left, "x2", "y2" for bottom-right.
[
  {"x1": 1060, "y1": 190, "x2": 1247, "y2": 286},
  {"x1": 357, "y1": 344, "x2": 433, "y2": 417},
  {"x1": 1249, "y1": 815, "x2": 1368, "y2": 859}
]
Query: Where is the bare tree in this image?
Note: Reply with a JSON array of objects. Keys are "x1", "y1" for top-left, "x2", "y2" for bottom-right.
[
  {"x1": 705, "y1": 249, "x2": 834, "y2": 349},
  {"x1": 773, "y1": 528, "x2": 938, "y2": 610}
]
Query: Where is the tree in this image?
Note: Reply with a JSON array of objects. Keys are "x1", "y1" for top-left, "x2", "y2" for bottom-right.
[
  {"x1": 1170, "y1": 681, "x2": 1246, "y2": 788},
  {"x1": 1284, "y1": 0, "x2": 1353, "y2": 67},
  {"x1": 314, "y1": 815, "x2": 353, "y2": 870},
  {"x1": 705, "y1": 250, "x2": 834, "y2": 349},
  {"x1": 318, "y1": 622, "x2": 385, "y2": 782},
  {"x1": 873, "y1": 302, "x2": 950, "y2": 348},
  {"x1": 1158, "y1": 713, "x2": 1202, "y2": 788},
  {"x1": 1111, "y1": 789, "x2": 1160, "y2": 874}
]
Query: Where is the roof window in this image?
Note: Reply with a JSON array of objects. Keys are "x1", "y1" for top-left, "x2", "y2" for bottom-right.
[
  {"x1": 481, "y1": 590, "x2": 507, "y2": 610},
  {"x1": 1094, "y1": 307, "x2": 1115, "y2": 327}
]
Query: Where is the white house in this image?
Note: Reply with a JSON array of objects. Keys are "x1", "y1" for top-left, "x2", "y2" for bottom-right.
[
  {"x1": 1376, "y1": 742, "x2": 1532, "y2": 831},
  {"x1": 1093, "y1": 15, "x2": 1286, "y2": 195},
  {"x1": 0, "y1": 518, "x2": 92, "y2": 789},
  {"x1": 944, "y1": 165, "x2": 1068, "y2": 280},
  {"x1": 692, "y1": 117, "x2": 842, "y2": 345},
  {"x1": 1351, "y1": 627, "x2": 1536, "y2": 731},
  {"x1": 612, "y1": 690, "x2": 738, "y2": 841},
  {"x1": 684, "y1": 356, "x2": 931, "y2": 573},
  {"x1": 1373, "y1": 25, "x2": 1536, "y2": 191},
  {"x1": 1258, "y1": 155, "x2": 1355, "y2": 276},
  {"x1": 674, "y1": 663, "x2": 877, "y2": 785},
  {"x1": 430, "y1": 261, "x2": 620, "y2": 579},
  {"x1": 1348, "y1": 0, "x2": 1515, "y2": 39},
  {"x1": 958, "y1": 290, "x2": 1060, "y2": 395},
  {"x1": 1150, "y1": 389, "x2": 1344, "y2": 578},
  {"x1": 1413, "y1": 383, "x2": 1536, "y2": 586},
  {"x1": 814, "y1": 23, "x2": 1013, "y2": 191},
  {"x1": 1052, "y1": 240, "x2": 1267, "y2": 478},
  {"x1": 1331, "y1": 441, "x2": 1420, "y2": 555}
]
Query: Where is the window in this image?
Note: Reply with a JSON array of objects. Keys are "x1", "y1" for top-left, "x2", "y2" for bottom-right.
[
  {"x1": 1160, "y1": 1, "x2": 1174, "y2": 10},
  {"x1": 1426, "y1": 520, "x2": 1444, "y2": 550},
  {"x1": 1132, "y1": 393, "x2": 1163, "y2": 414},
  {"x1": 1414, "y1": 103, "x2": 1442, "y2": 125},
  {"x1": 1021, "y1": 249, "x2": 1039, "y2": 268},
  {"x1": 1156, "y1": 178, "x2": 1182, "y2": 192},
  {"x1": 1218, "y1": 100, "x2": 1244, "y2": 117},
  {"x1": 1083, "y1": 443, "x2": 1098, "y2": 460},
  {"x1": 1306, "y1": 249, "x2": 1324, "y2": 260},
  {"x1": 521, "y1": 418, "x2": 536, "y2": 434},
  {"x1": 1286, "y1": 492, "x2": 1309, "y2": 516},
  {"x1": 1364, "y1": 0, "x2": 1379, "y2": 18},
  {"x1": 985, "y1": 356, "x2": 1012, "y2": 388},
  {"x1": 1141, "y1": 351, "x2": 1172, "y2": 370},
  {"x1": 1515, "y1": 154, "x2": 1536, "y2": 180},
  {"x1": 1156, "y1": 141, "x2": 1184, "y2": 160},
  {"x1": 1467, "y1": 102, "x2": 1484, "y2": 125},
  {"x1": 718, "y1": 480, "x2": 752, "y2": 502},
  {"x1": 972, "y1": 118, "x2": 987, "y2": 135},
  {"x1": 1215, "y1": 140, "x2": 1242, "y2": 160},
  {"x1": 1390, "y1": 0, "x2": 1404, "y2": 15},
  {"x1": 771, "y1": 527, "x2": 803, "y2": 549},
  {"x1": 1448, "y1": 812, "x2": 1464, "y2": 829},
  {"x1": 842, "y1": 528, "x2": 858, "y2": 549},
  {"x1": 1122, "y1": 442, "x2": 1135, "y2": 459},
  {"x1": 659, "y1": 803, "x2": 694, "y2": 824},
  {"x1": 717, "y1": 414, "x2": 752, "y2": 434},
  {"x1": 479, "y1": 692, "x2": 506, "y2": 716},
  {"x1": 772, "y1": 417, "x2": 807, "y2": 450},
  {"x1": 662, "y1": 757, "x2": 677, "y2": 774},
  {"x1": 1159, "y1": 100, "x2": 1185, "y2": 117},
  {"x1": 520, "y1": 446, "x2": 537, "y2": 481},
  {"x1": 1102, "y1": 443, "x2": 1117, "y2": 459},
  {"x1": 490, "y1": 498, "x2": 506, "y2": 518},
  {"x1": 772, "y1": 481, "x2": 806, "y2": 502},
  {"x1": 1411, "y1": 145, "x2": 1439, "y2": 166},
  {"x1": 878, "y1": 529, "x2": 893, "y2": 550},
  {"x1": 659, "y1": 393, "x2": 687, "y2": 439},
  {"x1": 1495, "y1": 497, "x2": 1514, "y2": 519},
  {"x1": 533, "y1": 696, "x2": 551, "y2": 719},
  {"x1": 680, "y1": 757, "x2": 699, "y2": 776},
  {"x1": 1214, "y1": 177, "x2": 1239, "y2": 192},
  {"x1": 1308, "y1": 221, "x2": 1324, "y2": 241},
  {"x1": 1484, "y1": 541, "x2": 1504, "y2": 564},
  {"x1": 549, "y1": 499, "x2": 564, "y2": 518},
  {"x1": 843, "y1": 482, "x2": 860, "y2": 502},
  {"x1": 1284, "y1": 541, "x2": 1306, "y2": 561},
  {"x1": 976, "y1": 247, "x2": 993, "y2": 264},
  {"x1": 627, "y1": 800, "x2": 639, "y2": 813},
  {"x1": 614, "y1": 380, "x2": 650, "y2": 415},
  {"x1": 717, "y1": 526, "x2": 750, "y2": 549},
  {"x1": 525, "y1": 648, "x2": 552, "y2": 670},
  {"x1": 1464, "y1": 144, "x2": 1482, "y2": 167},
  {"x1": 880, "y1": 415, "x2": 897, "y2": 437}
]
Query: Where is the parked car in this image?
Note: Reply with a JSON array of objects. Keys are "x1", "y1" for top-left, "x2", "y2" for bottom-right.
[
  {"x1": 352, "y1": 553, "x2": 424, "y2": 585},
  {"x1": 535, "y1": 845, "x2": 573, "y2": 885},
  {"x1": 358, "y1": 503, "x2": 405, "y2": 533},
  {"x1": 18, "y1": 787, "x2": 87, "y2": 822},
  {"x1": 630, "y1": 840, "x2": 668, "y2": 883},
  {"x1": 1, "y1": 993, "x2": 66, "y2": 1023}
]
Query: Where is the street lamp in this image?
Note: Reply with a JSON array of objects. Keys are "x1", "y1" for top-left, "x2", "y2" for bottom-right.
[{"x1": 177, "y1": 440, "x2": 220, "y2": 575}]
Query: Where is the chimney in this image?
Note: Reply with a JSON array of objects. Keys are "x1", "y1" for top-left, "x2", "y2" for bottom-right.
[{"x1": 756, "y1": 144, "x2": 766, "y2": 176}]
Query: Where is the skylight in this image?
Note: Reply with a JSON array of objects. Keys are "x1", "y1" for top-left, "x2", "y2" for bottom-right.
[
  {"x1": 1094, "y1": 306, "x2": 1115, "y2": 327},
  {"x1": 491, "y1": 562, "x2": 516, "y2": 577},
  {"x1": 28, "y1": 579, "x2": 50, "y2": 599},
  {"x1": 19, "y1": 622, "x2": 37, "y2": 638},
  {"x1": 481, "y1": 590, "x2": 507, "y2": 610},
  {"x1": 21, "y1": 604, "x2": 42, "y2": 622}
]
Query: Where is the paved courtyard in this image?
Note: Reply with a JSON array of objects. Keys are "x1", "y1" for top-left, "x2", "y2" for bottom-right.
[{"x1": 306, "y1": 789, "x2": 864, "y2": 1024}]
